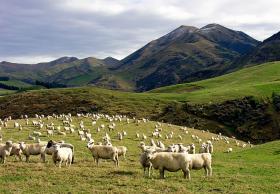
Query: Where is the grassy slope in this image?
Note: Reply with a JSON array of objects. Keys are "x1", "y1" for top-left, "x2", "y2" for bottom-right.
[
  {"x1": 150, "y1": 61, "x2": 280, "y2": 103},
  {"x1": 0, "y1": 89, "x2": 16, "y2": 96},
  {"x1": 0, "y1": 80, "x2": 32, "y2": 88},
  {"x1": 0, "y1": 117, "x2": 279, "y2": 193}
]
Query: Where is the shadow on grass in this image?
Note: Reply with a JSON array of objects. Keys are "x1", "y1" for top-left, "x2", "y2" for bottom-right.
[
  {"x1": 273, "y1": 150, "x2": 280, "y2": 155},
  {"x1": 110, "y1": 170, "x2": 135, "y2": 176}
]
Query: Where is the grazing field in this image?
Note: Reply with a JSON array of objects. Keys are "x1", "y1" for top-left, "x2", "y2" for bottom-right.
[
  {"x1": 0, "y1": 80, "x2": 33, "y2": 88},
  {"x1": 0, "y1": 114, "x2": 279, "y2": 194},
  {"x1": 150, "y1": 61, "x2": 280, "y2": 103},
  {"x1": 0, "y1": 89, "x2": 16, "y2": 96}
]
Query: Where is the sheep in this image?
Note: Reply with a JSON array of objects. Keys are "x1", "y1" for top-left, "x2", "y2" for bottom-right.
[
  {"x1": 116, "y1": 146, "x2": 128, "y2": 159},
  {"x1": 118, "y1": 133, "x2": 123, "y2": 140},
  {"x1": 0, "y1": 141, "x2": 13, "y2": 163},
  {"x1": 52, "y1": 144, "x2": 73, "y2": 168},
  {"x1": 189, "y1": 144, "x2": 196, "y2": 154},
  {"x1": 146, "y1": 151, "x2": 212, "y2": 179},
  {"x1": 86, "y1": 141, "x2": 119, "y2": 167},
  {"x1": 57, "y1": 131, "x2": 66, "y2": 136},
  {"x1": 19, "y1": 142, "x2": 47, "y2": 162},
  {"x1": 145, "y1": 151, "x2": 191, "y2": 179},
  {"x1": 227, "y1": 148, "x2": 233, "y2": 153},
  {"x1": 10, "y1": 143, "x2": 22, "y2": 161},
  {"x1": 33, "y1": 131, "x2": 42, "y2": 137},
  {"x1": 47, "y1": 130, "x2": 54, "y2": 136},
  {"x1": 140, "y1": 150, "x2": 153, "y2": 177},
  {"x1": 46, "y1": 140, "x2": 75, "y2": 163}
]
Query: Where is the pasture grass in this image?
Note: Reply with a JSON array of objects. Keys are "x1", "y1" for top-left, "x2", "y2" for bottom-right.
[
  {"x1": 0, "y1": 116, "x2": 279, "y2": 193},
  {"x1": 150, "y1": 61, "x2": 280, "y2": 103}
]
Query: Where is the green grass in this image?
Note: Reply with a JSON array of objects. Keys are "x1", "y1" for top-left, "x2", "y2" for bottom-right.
[
  {"x1": 0, "y1": 89, "x2": 16, "y2": 96},
  {"x1": 0, "y1": 116, "x2": 279, "y2": 193},
  {"x1": 0, "y1": 79, "x2": 32, "y2": 88},
  {"x1": 150, "y1": 61, "x2": 280, "y2": 103}
]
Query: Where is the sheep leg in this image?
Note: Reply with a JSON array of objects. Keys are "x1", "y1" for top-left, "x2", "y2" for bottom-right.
[
  {"x1": 207, "y1": 166, "x2": 212, "y2": 176},
  {"x1": 41, "y1": 153, "x2": 46, "y2": 163},
  {"x1": 148, "y1": 165, "x2": 153, "y2": 178},
  {"x1": 204, "y1": 166, "x2": 208, "y2": 176},
  {"x1": 186, "y1": 169, "x2": 191, "y2": 180},
  {"x1": 59, "y1": 161, "x2": 62, "y2": 168},
  {"x1": 26, "y1": 155, "x2": 30, "y2": 163},
  {"x1": 159, "y1": 169, "x2": 165, "y2": 179},
  {"x1": 96, "y1": 158, "x2": 99, "y2": 166}
]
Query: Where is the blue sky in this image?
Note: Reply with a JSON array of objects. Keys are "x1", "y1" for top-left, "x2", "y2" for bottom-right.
[{"x1": 1, "y1": 0, "x2": 280, "y2": 63}]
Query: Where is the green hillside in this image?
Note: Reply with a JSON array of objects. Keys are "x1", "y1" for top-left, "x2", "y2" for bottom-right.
[
  {"x1": 0, "y1": 79, "x2": 33, "y2": 88},
  {"x1": 0, "y1": 116, "x2": 279, "y2": 193},
  {"x1": 150, "y1": 61, "x2": 280, "y2": 103}
]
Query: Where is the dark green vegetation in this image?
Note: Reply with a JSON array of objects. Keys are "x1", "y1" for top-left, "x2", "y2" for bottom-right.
[{"x1": 0, "y1": 117, "x2": 279, "y2": 194}]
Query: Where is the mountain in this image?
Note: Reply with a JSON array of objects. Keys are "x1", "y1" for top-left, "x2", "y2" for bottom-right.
[
  {"x1": 0, "y1": 24, "x2": 261, "y2": 91},
  {"x1": 234, "y1": 31, "x2": 280, "y2": 67},
  {"x1": 102, "y1": 57, "x2": 120, "y2": 68},
  {"x1": 116, "y1": 24, "x2": 259, "y2": 91}
]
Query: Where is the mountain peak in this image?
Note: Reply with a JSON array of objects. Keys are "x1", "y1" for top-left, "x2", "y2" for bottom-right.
[
  {"x1": 263, "y1": 31, "x2": 280, "y2": 43},
  {"x1": 49, "y1": 56, "x2": 79, "y2": 64}
]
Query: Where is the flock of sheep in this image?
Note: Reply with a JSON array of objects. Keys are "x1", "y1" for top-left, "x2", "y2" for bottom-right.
[{"x1": 0, "y1": 113, "x2": 252, "y2": 179}]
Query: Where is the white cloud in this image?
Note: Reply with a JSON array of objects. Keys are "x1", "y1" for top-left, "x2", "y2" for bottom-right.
[{"x1": 1, "y1": 0, "x2": 280, "y2": 63}]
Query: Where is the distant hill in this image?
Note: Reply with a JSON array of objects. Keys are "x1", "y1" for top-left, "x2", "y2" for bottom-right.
[
  {"x1": 231, "y1": 31, "x2": 280, "y2": 70},
  {"x1": 117, "y1": 23, "x2": 259, "y2": 91},
  {"x1": 0, "y1": 24, "x2": 264, "y2": 91}
]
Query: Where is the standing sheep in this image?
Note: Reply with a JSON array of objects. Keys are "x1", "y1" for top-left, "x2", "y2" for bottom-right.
[
  {"x1": 19, "y1": 142, "x2": 47, "y2": 162},
  {"x1": 0, "y1": 141, "x2": 13, "y2": 163},
  {"x1": 86, "y1": 141, "x2": 119, "y2": 167},
  {"x1": 52, "y1": 144, "x2": 73, "y2": 168}
]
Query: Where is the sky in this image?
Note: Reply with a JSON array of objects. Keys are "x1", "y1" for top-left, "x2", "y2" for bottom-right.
[{"x1": 1, "y1": 0, "x2": 280, "y2": 63}]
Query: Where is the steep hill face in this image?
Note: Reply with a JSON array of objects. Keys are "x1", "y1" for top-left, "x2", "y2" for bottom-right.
[
  {"x1": 235, "y1": 31, "x2": 280, "y2": 67},
  {"x1": 117, "y1": 24, "x2": 259, "y2": 91}
]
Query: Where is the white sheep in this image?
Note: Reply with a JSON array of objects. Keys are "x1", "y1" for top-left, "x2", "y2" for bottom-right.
[
  {"x1": 227, "y1": 148, "x2": 233, "y2": 153},
  {"x1": 146, "y1": 151, "x2": 191, "y2": 179},
  {"x1": 140, "y1": 150, "x2": 153, "y2": 177},
  {"x1": 10, "y1": 143, "x2": 22, "y2": 161},
  {"x1": 87, "y1": 141, "x2": 119, "y2": 167},
  {"x1": 116, "y1": 146, "x2": 128, "y2": 159},
  {"x1": 0, "y1": 141, "x2": 13, "y2": 163},
  {"x1": 146, "y1": 151, "x2": 212, "y2": 179},
  {"x1": 52, "y1": 144, "x2": 73, "y2": 168},
  {"x1": 19, "y1": 142, "x2": 47, "y2": 162}
]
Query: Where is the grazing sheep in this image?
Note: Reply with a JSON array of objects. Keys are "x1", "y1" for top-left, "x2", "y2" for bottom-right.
[
  {"x1": 116, "y1": 146, "x2": 128, "y2": 159},
  {"x1": 46, "y1": 140, "x2": 74, "y2": 163},
  {"x1": 146, "y1": 151, "x2": 191, "y2": 179},
  {"x1": 57, "y1": 131, "x2": 66, "y2": 136},
  {"x1": 10, "y1": 143, "x2": 22, "y2": 161},
  {"x1": 146, "y1": 151, "x2": 212, "y2": 179},
  {"x1": 227, "y1": 148, "x2": 233, "y2": 153},
  {"x1": 140, "y1": 150, "x2": 153, "y2": 177},
  {"x1": 47, "y1": 130, "x2": 54, "y2": 136},
  {"x1": 189, "y1": 144, "x2": 196, "y2": 154},
  {"x1": 0, "y1": 141, "x2": 13, "y2": 163},
  {"x1": 87, "y1": 141, "x2": 119, "y2": 167},
  {"x1": 33, "y1": 131, "x2": 42, "y2": 137},
  {"x1": 19, "y1": 142, "x2": 47, "y2": 162},
  {"x1": 52, "y1": 144, "x2": 73, "y2": 168}
]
